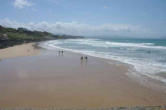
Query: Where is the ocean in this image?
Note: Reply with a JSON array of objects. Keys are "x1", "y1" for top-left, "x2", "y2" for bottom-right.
[{"x1": 40, "y1": 38, "x2": 166, "y2": 83}]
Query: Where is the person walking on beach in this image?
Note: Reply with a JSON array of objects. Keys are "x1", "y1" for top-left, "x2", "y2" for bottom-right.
[
  {"x1": 80, "y1": 56, "x2": 84, "y2": 65},
  {"x1": 84, "y1": 56, "x2": 88, "y2": 65},
  {"x1": 62, "y1": 50, "x2": 64, "y2": 55},
  {"x1": 84, "y1": 56, "x2": 88, "y2": 60},
  {"x1": 81, "y1": 56, "x2": 83, "y2": 60}
]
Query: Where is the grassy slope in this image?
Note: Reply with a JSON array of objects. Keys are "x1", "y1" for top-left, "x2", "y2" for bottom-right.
[{"x1": 0, "y1": 25, "x2": 83, "y2": 49}]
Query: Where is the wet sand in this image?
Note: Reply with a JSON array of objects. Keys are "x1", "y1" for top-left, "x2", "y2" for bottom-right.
[
  {"x1": 0, "y1": 44, "x2": 166, "y2": 108},
  {"x1": 158, "y1": 72, "x2": 166, "y2": 79}
]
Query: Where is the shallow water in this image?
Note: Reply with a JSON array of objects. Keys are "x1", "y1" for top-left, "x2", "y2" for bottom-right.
[{"x1": 39, "y1": 38, "x2": 166, "y2": 83}]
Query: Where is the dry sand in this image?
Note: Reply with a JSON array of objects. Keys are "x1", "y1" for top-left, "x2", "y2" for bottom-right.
[
  {"x1": 0, "y1": 43, "x2": 40, "y2": 59},
  {"x1": 0, "y1": 43, "x2": 166, "y2": 108}
]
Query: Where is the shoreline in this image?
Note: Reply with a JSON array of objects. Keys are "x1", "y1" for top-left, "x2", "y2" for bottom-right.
[
  {"x1": 39, "y1": 41, "x2": 166, "y2": 90},
  {"x1": 0, "y1": 42, "x2": 166, "y2": 108}
]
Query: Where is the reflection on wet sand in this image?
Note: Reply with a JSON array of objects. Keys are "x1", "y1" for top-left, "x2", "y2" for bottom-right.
[{"x1": 0, "y1": 48, "x2": 166, "y2": 108}]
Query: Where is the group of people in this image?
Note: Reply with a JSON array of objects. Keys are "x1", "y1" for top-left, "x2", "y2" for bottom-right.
[
  {"x1": 80, "y1": 56, "x2": 88, "y2": 60},
  {"x1": 80, "y1": 56, "x2": 88, "y2": 65},
  {"x1": 58, "y1": 50, "x2": 64, "y2": 55},
  {"x1": 57, "y1": 50, "x2": 88, "y2": 63}
]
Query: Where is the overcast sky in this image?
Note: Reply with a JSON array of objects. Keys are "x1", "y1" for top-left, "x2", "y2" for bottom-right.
[{"x1": 0, "y1": 0, "x2": 166, "y2": 38}]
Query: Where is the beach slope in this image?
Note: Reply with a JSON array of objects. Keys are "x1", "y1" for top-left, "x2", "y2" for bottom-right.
[{"x1": 0, "y1": 44, "x2": 166, "y2": 108}]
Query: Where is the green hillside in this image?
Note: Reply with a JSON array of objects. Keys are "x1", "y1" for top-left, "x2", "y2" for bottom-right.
[{"x1": 0, "y1": 25, "x2": 83, "y2": 49}]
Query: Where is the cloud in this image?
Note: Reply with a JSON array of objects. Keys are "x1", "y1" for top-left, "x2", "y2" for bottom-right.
[
  {"x1": 0, "y1": 18, "x2": 158, "y2": 38},
  {"x1": 14, "y1": 0, "x2": 32, "y2": 9}
]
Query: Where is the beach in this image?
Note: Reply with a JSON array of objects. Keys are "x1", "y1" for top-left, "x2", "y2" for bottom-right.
[
  {"x1": 0, "y1": 43, "x2": 166, "y2": 108},
  {"x1": 0, "y1": 43, "x2": 40, "y2": 59}
]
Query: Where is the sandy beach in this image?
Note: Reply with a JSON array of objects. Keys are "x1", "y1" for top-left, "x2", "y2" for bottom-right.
[
  {"x1": 0, "y1": 43, "x2": 166, "y2": 108},
  {"x1": 0, "y1": 43, "x2": 40, "y2": 60}
]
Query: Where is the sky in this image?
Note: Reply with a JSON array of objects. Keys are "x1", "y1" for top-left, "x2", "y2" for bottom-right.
[{"x1": 0, "y1": 0, "x2": 166, "y2": 38}]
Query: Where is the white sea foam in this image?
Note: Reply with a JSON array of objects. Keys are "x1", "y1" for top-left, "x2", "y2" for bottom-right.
[
  {"x1": 39, "y1": 39, "x2": 166, "y2": 83},
  {"x1": 60, "y1": 38, "x2": 166, "y2": 49}
]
